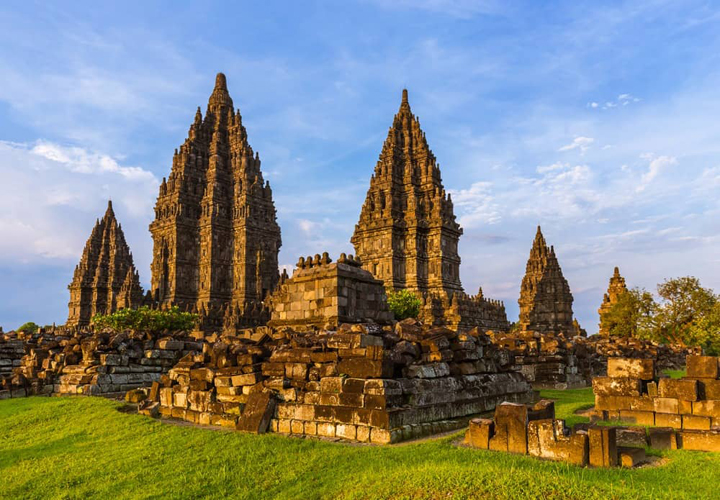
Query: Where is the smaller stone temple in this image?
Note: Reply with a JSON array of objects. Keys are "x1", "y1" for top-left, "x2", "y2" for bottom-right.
[
  {"x1": 517, "y1": 226, "x2": 574, "y2": 335},
  {"x1": 351, "y1": 89, "x2": 508, "y2": 331},
  {"x1": 67, "y1": 201, "x2": 143, "y2": 327},
  {"x1": 268, "y1": 253, "x2": 393, "y2": 329},
  {"x1": 598, "y1": 267, "x2": 628, "y2": 336}
]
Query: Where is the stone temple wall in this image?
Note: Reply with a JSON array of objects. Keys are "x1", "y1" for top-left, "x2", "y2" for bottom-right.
[
  {"x1": 268, "y1": 253, "x2": 393, "y2": 329},
  {"x1": 589, "y1": 356, "x2": 720, "y2": 451},
  {"x1": 153, "y1": 320, "x2": 534, "y2": 443},
  {"x1": 487, "y1": 330, "x2": 697, "y2": 389},
  {"x1": 0, "y1": 328, "x2": 201, "y2": 399}
]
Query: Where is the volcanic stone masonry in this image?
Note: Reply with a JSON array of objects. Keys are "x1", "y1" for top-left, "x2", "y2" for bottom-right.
[
  {"x1": 486, "y1": 330, "x2": 695, "y2": 389},
  {"x1": 351, "y1": 89, "x2": 508, "y2": 331},
  {"x1": 267, "y1": 253, "x2": 394, "y2": 329},
  {"x1": 0, "y1": 326, "x2": 202, "y2": 399},
  {"x1": 598, "y1": 267, "x2": 629, "y2": 336},
  {"x1": 149, "y1": 319, "x2": 534, "y2": 443},
  {"x1": 465, "y1": 400, "x2": 651, "y2": 468},
  {"x1": 149, "y1": 73, "x2": 282, "y2": 332},
  {"x1": 67, "y1": 201, "x2": 143, "y2": 327},
  {"x1": 517, "y1": 226, "x2": 574, "y2": 335},
  {"x1": 591, "y1": 356, "x2": 720, "y2": 452}
]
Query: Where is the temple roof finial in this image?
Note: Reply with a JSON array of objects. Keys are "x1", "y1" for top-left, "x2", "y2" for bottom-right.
[
  {"x1": 215, "y1": 72, "x2": 227, "y2": 90},
  {"x1": 402, "y1": 88, "x2": 409, "y2": 105}
]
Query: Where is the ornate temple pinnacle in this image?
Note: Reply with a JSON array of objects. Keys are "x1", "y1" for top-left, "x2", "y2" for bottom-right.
[
  {"x1": 215, "y1": 72, "x2": 227, "y2": 90},
  {"x1": 402, "y1": 88, "x2": 409, "y2": 105}
]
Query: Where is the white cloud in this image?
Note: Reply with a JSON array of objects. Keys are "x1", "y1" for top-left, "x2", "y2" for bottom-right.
[
  {"x1": 558, "y1": 136, "x2": 595, "y2": 154},
  {"x1": 0, "y1": 140, "x2": 158, "y2": 262},
  {"x1": 587, "y1": 94, "x2": 641, "y2": 111},
  {"x1": 637, "y1": 154, "x2": 677, "y2": 191}
]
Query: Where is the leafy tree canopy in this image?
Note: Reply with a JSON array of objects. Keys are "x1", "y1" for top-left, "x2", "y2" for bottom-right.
[{"x1": 387, "y1": 289, "x2": 421, "y2": 321}]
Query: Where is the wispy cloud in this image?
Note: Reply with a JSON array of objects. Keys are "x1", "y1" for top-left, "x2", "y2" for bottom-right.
[{"x1": 558, "y1": 136, "x2": 595, "y2": 154}]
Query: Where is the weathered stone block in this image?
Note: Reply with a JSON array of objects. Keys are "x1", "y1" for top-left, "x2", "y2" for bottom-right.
[
  {"x1": 317, "y1": 422, "x2": 336, "y2": 438},
  {"x1": 592, "y1": 377, "x2": 642, "y2": 397},
  {"x1": 337, "y1": 358, "x2": 392, "y2": 378},
  {"x1": 699, "y1": 379, "x2": 720, "y2": 400},
  {"x1": 683, "y1": 415, "x2": 711, "y2": 430},
  {"x1": 588, "y1": 426, "x2": 617, "y2": 467},
  {"x1": 607, "y1": 358, "x2": 654, "y2": 380},
  {"x1": 489, "y1": 402, "x2": 528, "y2": 454},
  {"x1": 336, "y1": 423, "x2": 357, "y2": 440},
  {"x1": 648, "y1": 427, "x2": 677, "y2": 450},
  {"x1": 231, "y1": 372, "x2": 262, "y2": 386},
  {"x1": 692, "y1": 400, "x2": 720, "y2": 418},
  {"x1": 654, "y1": 397, "x2": 680, "y2": 414},
  {"x1": 678, "y1": 430, "x2": 720, "y2": 452},
  {"x1": 528, "y1": 400, "x2": 555, "y2": 421},
  {"x1": 465, "y1": 418, "x2": 494, "y2": 449},
  {"x1": 658, "y1": 378, "x2": 698, "y2": 401},
  {"x1": 618, "y1": 446, "x2": 646, "y2": 467},
  {"x1": 686, "y1": 355, "x2": 719, "y2": 379},
  {"x1": 618, "y1": 410, "x2": 654, "y2": 426},
  {"x1": 655, "y1": 412, "x2": 682, "y2": 429},
  {"x1": 236, "y1": 392, "x2": 276, "y2": 434}
]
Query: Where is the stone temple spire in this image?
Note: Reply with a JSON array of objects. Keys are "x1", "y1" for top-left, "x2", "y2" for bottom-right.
[
  {"x1": 517, "y1": 226, "x2": 574, "y2": 335},
  {"x1": 149, "y1": 72, "x2": 281, "y2": 331},
  {"x1": 67, "y1": 201, "x2": 143, "y2": 327},
  {"x1": 598, "y1": 266, "x2": 629, "y2": 336},
  {"x1": 352, "y1": 89, "x2": 462, "y2": 295},
  {"x1": 351, "y1": 89, "x2": 508, "y2": 331}
]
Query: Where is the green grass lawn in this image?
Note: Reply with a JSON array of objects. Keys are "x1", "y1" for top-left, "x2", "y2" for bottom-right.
[{"x1": 1, "y1": 389, "x2": 718, "y2": 499}]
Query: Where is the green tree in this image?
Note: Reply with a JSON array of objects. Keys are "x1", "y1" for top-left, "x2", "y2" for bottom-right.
[
  {"x1": 685, "y1": 301, "x2": 720, "y2": 355},
  {"x1": 653, "y1": 277, "x2": 717, "y2": 345},
  {"x1": 16, "y1": 321, "x2": 40, "y2": 334},
  {"x1": 603, "y1": 288, "x2": 656, "y2": 338},
  {"x1": 91, "y1": 306, "x2": 197, "y2": 334},
  {"x1": 387, "y1": 289, "x2": 421, "y2": 320}
]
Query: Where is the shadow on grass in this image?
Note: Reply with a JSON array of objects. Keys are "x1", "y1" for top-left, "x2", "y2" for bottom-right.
[{"x1": 0, "y1": 431, "x2": 89, "y2": 470}]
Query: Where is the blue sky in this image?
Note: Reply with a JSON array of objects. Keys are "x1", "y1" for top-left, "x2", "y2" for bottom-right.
[{"x1": 1, "y1": 0, "x2": 720, "y2": 332}]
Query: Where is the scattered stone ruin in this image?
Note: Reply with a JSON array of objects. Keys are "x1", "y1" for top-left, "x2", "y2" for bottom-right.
[
  {"x1": 149, "y1": 73, "x2": 282, "y2": 332},
  {"x1": 0, "y1": 326, "x2": 201, "y2": 399},
  {"x1": 590, "y1": 356, "x2": 720, "y2": 452},
  {"x1": 464, "y1": 400, "x2": 649, "y2": 467},
  {"x1": 147, "y1": 319, "x2": 533, "y2": 443},
  {"x1": 517, "y1": 226, "x2": 575, "y2": 335},
  {"x1": 267, "y1": 253, "x2": 393, "y2": 329},
  {"x1": 487, "y1": 330, "x2": 696, "y2": 389},
  {"x1": 351, "y1": 90, "x2": 508, "y2": 331},
  {"x1": 598, "y1": 267, "x2": 628, "y2": 336},
  {"x1": 67, "y1": 201, "x2": 143, "y2": 327}
]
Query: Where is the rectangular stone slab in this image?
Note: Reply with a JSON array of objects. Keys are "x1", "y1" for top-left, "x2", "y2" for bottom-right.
[
  {"x1": 588, "y1": 426, "x2": 617, "y2": 467},
  {"x1": 658, "y1": 378, "x2": 698, "y2": 401},
  {"x1": 236, "y1": 392, "x2": 276, "y2": 433},
  {"x1": 607, "y1": 358, "x2": 654, "y2": 380},
  {"x1": 465, "y1": 418, "x2": 494, "y2": 449},
  {"x1": 686, "y1": 355, "x2": 719, "y2": 379},
  {"x1": 592, "y1": 377, "x2": 642, "y2": 397}
]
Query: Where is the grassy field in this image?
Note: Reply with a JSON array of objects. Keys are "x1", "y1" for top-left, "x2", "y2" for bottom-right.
[{"x1": 1, "y1": 389, "x2": 718, "y2": 500}]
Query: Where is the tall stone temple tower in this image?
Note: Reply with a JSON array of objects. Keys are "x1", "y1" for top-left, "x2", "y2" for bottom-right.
[
  {"x1": 517, "y1": 226, "x2": 574, "y2": 335},
  {"x1": 149, "y1": 73, "x2": 282, "y2": 330},
  {"x1": 352, "y1": 90, "x2": 508, "y2": 331},
  {"x1": 598, "y1": 266, "x2": 628, "y2": 336},
  {"x1": 67, "y1": 201, "x2": 143, "y2": 327}
]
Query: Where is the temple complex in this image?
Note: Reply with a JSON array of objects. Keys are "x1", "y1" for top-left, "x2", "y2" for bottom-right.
[
  {"x1": 351, "y1": 90, "x2": 508, "y2": 331},
  {"x1": 67, "y1": 201, "x2": 143, "y2": 327},
  {"x1": 517, "y1": 226, "x2": 574, "y2": 335},
  {"x1": 149, "y1": 73, "x2": 281, "y2": 330},
  {"x1": 598, "y1": 267, "x2": 628, "y2": 336}
]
